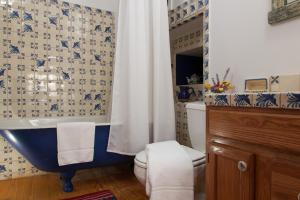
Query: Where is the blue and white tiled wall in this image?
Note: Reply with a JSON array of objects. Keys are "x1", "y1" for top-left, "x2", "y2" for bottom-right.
[
  {"x1": 0, "y1": 0, "x2": 115, "y2": 180},
  {"x1": 0, "y1": 0, "x2": 115, "y2": 120},
  {"x1": 203, "y1": 0, "x2": 209, "y2": 84},
  {"x1": 171, "y1": 27, "x2": 204, "y2": 147},
  {"x1": 171, "y1": 28, "x2": 204, "y2": 103},
  {"x1": 0, "y1": 136, "x2": 45, "y2": 180},
  {"x1": 170, "y1": 0, "x2": 209, "y2": 147},
  {"x1": 175, "y1": 102, "x2": 192, "y2": 147}
]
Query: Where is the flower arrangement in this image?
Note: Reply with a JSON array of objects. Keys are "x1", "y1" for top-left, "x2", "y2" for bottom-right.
[{"x1": 204, "y1": 68, "x2": 234, "y2": 93}]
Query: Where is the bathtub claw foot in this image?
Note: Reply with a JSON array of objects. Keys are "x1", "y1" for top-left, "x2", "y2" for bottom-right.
[
  {"x1": 63, "y1": 181, "x2": 73, "y2": 193},
  {"x1": 60, "y1": 171, "x2": 76, "y2": 193}
]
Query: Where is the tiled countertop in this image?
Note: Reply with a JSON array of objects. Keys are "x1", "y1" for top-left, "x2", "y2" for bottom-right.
[{"x1": 204, "y1": 92, "x2": 300, "y2": 109}]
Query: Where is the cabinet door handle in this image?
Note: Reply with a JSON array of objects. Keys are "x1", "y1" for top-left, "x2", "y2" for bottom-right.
[
  {"x1": 298, "y1": 193, "x2": 300, "y2": 200},
  {"x1": 238, "y1": 161, "x2": 247, "y2": 172}
]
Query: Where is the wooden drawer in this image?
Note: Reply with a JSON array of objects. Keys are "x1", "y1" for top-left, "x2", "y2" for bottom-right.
[
  {"x1": 271, "y1": 160, "x2": 300, "y2": 200},
  {"x1": 207, "y1": 107, "x2": 300, "y2": 153}
]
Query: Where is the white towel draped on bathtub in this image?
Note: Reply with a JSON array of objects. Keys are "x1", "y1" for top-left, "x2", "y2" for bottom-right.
[
  {"x1": 145, "y1": 141, "x2": 194, "y2": 200},
  {"x1": 57, "y1": 122, "x2": 95, "y2": 166}
]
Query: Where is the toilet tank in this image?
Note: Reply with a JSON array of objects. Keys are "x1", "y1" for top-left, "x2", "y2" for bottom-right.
[{"x1": 186, "y1": 101, "x2": 206, "y2": 153}]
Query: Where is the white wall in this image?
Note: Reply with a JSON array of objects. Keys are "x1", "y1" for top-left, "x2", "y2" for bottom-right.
[
  {"x1": 69, "y1": 0, "x2": 119, "y2": 12},
  {"x1": 209, "y1": 0, "x2": 300, "y2": 92}
]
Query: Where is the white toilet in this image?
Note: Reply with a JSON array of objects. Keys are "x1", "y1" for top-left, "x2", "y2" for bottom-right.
[{"x1": 134, "y1": 101, "x2": 206, "y2": 200}]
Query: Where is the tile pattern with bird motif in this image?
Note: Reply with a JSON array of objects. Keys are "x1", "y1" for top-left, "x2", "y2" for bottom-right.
[
  {"x1": 0, "y1": 0, "x2": 115, "y2": 119},
  {"x1": 0, "y1": 0, "x2": 115, "y2": 180}
]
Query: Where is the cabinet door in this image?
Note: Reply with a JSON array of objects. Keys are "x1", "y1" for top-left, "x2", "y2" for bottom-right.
[
  {"x1": 206, "y1": 144, "x2": 255, "y2": 200},
  {"x1": 271, "y1": 160, "x2": 300, "y2": 200}
]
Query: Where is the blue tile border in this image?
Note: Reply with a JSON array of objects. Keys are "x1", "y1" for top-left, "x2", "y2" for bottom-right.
[
  {"x1": 205, "y1": 92, "x2": 300, "y2": 110},
  {"x1": 253, "y1": 93, "x2": 280, "y2": 108},
  {"x1": 213, "y1": 94, "x2": 230, "y2": 106},
  {"x1": 281, "y1": 92, "x2": 300, "y2": 109},
  {"x1": 231, "y1": 94, "x2": 253, "y2": 107}
]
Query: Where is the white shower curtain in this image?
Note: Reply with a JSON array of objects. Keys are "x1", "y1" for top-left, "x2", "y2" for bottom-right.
[{"x1": 107, "y1": 0, "x2": 175, "y2": 155}]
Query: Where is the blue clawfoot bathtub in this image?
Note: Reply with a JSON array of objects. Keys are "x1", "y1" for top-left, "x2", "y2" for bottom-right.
[{"x1": 0, "y1": 125, "x2": 133, "y2": 192}]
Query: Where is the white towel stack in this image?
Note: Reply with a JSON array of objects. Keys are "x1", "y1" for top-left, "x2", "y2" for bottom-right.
[{"x1": 145, "y1": 141, "x2": 194, "y2": 200}]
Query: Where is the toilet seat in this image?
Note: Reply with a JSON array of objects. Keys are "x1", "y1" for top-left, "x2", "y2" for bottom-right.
[{"x1": 134, "y1": 145, "x2": 206, "y2": 168}]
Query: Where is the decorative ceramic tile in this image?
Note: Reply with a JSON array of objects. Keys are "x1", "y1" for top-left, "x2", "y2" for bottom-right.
[
  {"x1": 169, "y1": 0, "x2": 206, "y2": 28},
  {"x1": 7, "y1": 8, "x2": 22, "y2": 33},
  {"x1": 168, "y1": 10, "x2": 175, "y2": 27},
  {"x1": 22, "y1": 0, "x2": 36, "y2": 10},
  {"x1": 0, "y1": 77, "x2": 7, "y2": 98},
  {"x1": 281, "y1": 92, "x2": 300, "y2": 109},
  {"x1": 0, "y1": 101, "x2": 7, "y2": 116},
  {"x1": 0, "y1": 6, "x2": 8, "y2": 31},
  {"x1": 0, "y1": 0, "x2": 115, "y2": 180},
  {"x1": 204, "y1": 92, "x2": 300, "y2": 109},
  {"x1": 231, "y1": 94, "x2": 253, "y2": 107},
  {"x1": 203, "y1": 1, "x2": 209, "y2": 86},
  {"x1": 205, "y1": 92, "x2": 300, "y2": 109},
  {"x1": 7, "y1": 80, "x2": 22, "y2": 101},
  {"x1": 1, "y1": 0, "x2": 114, "y2": 118},
  {"x1": 204, "y1": 94, "x2": 213, "y2": 106},
  {"x1": 170, "y1": 1, "x2": 209, "y2": 148},
  {"x1": 9, "y1": 0, "x2": 23, "y2": 9},
  {"x1": 253, "y1": 93, "x2": 280, "y2": 108},
  {"x1": 182, "y1": 2, "x2": 190, "y2": 19},
  {"x1": 175, "y1": 5, "x2": 182, "y2": 23},
  {"x1": 175, "y1": 102, "x2": 192, "y2": 147},
  {"x1": 7, "y1": 100, "x2": 23, "y2": 118},
  {"x1": 0, "y1": 84, "x2": 6, "y2": 101},
  {"x1": 213, "y1": 94, "x2": 231, "y2": 106}
]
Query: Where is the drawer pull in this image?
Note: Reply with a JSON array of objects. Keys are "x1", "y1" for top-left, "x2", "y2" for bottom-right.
[{"x1": 238, "y1": 161, "x2": 247, "y2": 172}]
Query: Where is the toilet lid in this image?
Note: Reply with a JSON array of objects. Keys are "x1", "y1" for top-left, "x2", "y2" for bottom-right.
[{"x1": 134, "y1": 145, "x2": 205, "y2": 168}]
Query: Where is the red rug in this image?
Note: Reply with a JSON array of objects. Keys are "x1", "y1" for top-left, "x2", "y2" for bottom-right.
[{"x1": 62, "y1": 190, "x2": 117, "y2": 200}]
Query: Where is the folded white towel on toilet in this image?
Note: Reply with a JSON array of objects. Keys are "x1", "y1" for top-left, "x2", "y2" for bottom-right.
[
  {"x1": 57, "y1": 122, "x2": 95, "y2": 166},
  {"x1": 145, "y1": 141, "x2": 194, "y2": 200}
]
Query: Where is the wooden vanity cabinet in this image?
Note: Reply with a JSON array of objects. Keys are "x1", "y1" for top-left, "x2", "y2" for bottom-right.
[
  {"x1": 206, "y1": 106, "x2": 300, "y2": 200},
  {"x1": 271, "y1": 160, "x2": 300, "y2": 200}
]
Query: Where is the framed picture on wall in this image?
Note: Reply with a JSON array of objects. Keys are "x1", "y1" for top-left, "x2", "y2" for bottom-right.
[{"x1": 269, "y1": 0, "x2": 300, "y2": 24}]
